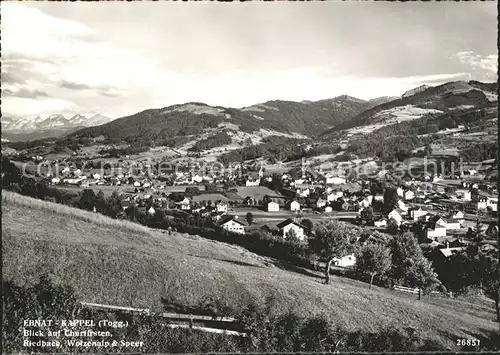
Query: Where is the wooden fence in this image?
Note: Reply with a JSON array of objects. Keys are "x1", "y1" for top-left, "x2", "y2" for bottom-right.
[
  {"x1": 393, "y1": 285, "x2": 420, "y2": 295},
  {"x1": 79, "y1": 301, "x2": 245, "y2": 336}
]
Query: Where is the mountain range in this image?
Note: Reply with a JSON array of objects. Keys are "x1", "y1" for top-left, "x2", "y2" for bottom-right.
[
  {"x1": 2, "y1": 80, "x2": 497, "y2": 150},
  {"x1": 1, "y1": 113, "x2": 113, "y2": 142},
  {"x1": 66, "y1": 95, "x2": 400, "y2": 148},
  {"x1": 323, "y1": 80, "x2": 498, "y2": 136}
]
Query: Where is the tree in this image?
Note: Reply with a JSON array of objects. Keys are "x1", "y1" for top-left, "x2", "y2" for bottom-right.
[
  {"x1": 387, "y1": 218, "x2": 399, "y2": 234},
  {"x1": 360, "y1": 206, "x2": 375, "y2": 226},
  {"x1": 383, "y1": 187, "x2": 399, "y2": 213},
  {"x1": 467, "y1": 217, "x2": 485, "y2": 258},
  {"x1": 301, "y1": 219, "x2": 313, "y2": 234},
  {"x1": 246, "y1": 212, "x2": 254, "y2": 226},
  {"x1": 308, "y1": 220, "x2": 359, "y2": 285},
  {"x1": 285, "y1": 229, "x2": 301, "y2": 244},
  {"x1": 389, "y1": 232, "x2": 442, "y2": 293},
  {"x1": 481, "y1": 254, "x2": 500, "y2": 323},
  {"x1": 262, "y1": 195, "x2": 272, "y2": 206},
  {"x1": 185, "y1": 186, "x2": 200, "y2": 196},
  {"x1": 77, "y1": 189, "x2": 96, "y2": 211},
  {"x1": 356, "y1": 244, "x2": 392, "y2": 289},
  {"x1": 423, "y1": 144, "x2": 432, "y2": 157},
  {"x1": 269, "y1": 173, "x2": 284, "y2": 191},
  {"x1": 94, "y1": 190, "x2": 108, "y2": 214},
  {"x1": 1, "y1": 157, "x2": 21, "y2": 187},
  {"x1": 445, "y1": 186, "x2": 456, "y2": 195},
  {"x1": 369, "y1": 179, "x2": 386, "y2": 196}
]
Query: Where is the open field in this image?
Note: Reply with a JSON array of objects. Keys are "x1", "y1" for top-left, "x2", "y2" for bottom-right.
[
  {"x1": 57, "y1": 184, "x2": 127, "y2": 197},
  {"x1": 236, "y1": 186, "x2": 283, "y2": 200},
  {"x1": 192, "y1": 193, "x2": 228, "y2": 203},
  {"x1": 2, "y1": 191, "x2": 497, "y2": 349}
]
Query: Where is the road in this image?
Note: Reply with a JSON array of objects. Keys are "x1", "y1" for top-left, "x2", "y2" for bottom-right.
[{"x1": 232, "y1": 209, "x2": 358, "y2": 221}]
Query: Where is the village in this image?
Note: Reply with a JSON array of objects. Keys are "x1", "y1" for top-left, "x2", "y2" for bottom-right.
[{"x1": 25, "y1": 154, "x2": 496, "y2": 269}]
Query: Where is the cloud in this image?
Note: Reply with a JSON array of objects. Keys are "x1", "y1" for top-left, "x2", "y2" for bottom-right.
[
  {"x1": 59, "y1": 80, "x2": 94, "y2": 90},
  {"x1": 1, "y1": 3, "x2": 181, "y2": 116},
  {"x1": 100, "y1": 89, "x2": 122, "y2": 98},
  {"x1": 1, "y1": 71, "x2": 26, "y2": 85},
  {"x1": 453, "y1": 51, "x2": 498, "y2": 79},
  {"x1": 1, "y1": 2, "x2": 496, "y2": 118},
  {"x1": 2, "y1": 87, "x2": 49, "y2": 99},
  {"x1": 455, "y1": 51, "x2": 498, "y2": 72}
]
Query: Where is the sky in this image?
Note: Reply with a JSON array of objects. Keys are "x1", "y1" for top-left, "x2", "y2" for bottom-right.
[{"x1": 1, "y1": 1, "x2": 498, "y2": 119}]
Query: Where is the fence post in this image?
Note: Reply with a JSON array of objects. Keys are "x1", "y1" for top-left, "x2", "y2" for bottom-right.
[{"x1": 418, "y1": 287, "x2": 421, "y2": 300}]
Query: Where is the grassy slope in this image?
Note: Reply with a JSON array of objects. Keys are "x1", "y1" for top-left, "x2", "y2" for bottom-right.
[{"x1": 2, "y1": 191, "x2": 497, "y2": 349}]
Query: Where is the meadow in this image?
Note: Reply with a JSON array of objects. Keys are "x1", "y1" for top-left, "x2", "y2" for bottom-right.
[{"x1": 2, "y1": 191, "x2": 497, "y2": 350}]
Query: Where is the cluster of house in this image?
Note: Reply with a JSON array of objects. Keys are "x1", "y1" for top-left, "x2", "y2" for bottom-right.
[
  {"x1": 347, "y1": 179, "x2": 498, "y2": 238},
  {"x1": 218, "y1": 216, "x2": 355, "y2": 267}
]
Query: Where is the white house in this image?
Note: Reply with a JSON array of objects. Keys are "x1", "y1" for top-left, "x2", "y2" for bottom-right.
[
  {"x1": 316, "y1": 198, "x2": 327, "y2": 208},
  {"x1": 445, "y1": 219, "x2": 461, "y2": 230},
  {"x1": 51, "y1": 177, "x2": 61, "y2": 184},
  {"x1": 450, "y1": 211, "x2": 465, "y2": 221},
  {"x1": 373, "y1": 195, "x2": 384, "y2": 202},
  {"x1": 326, "y1": 177, "x2": 347, "y2": 185},
  {"x1": 333, "y1": 254, "x2": 356, "y2": 268},
  {"x1": 276, "y1": 219, "x2": 306, "y2": 241},
  {"x1": 374, "y1": 218, "x2": 388, "y2": 228},
  {"x1": 246, "y1": 178, "x2": 260, "y2": 187},
  {"x1": 397, "y1": 200, "x2": 408, "y2": 212},
  {"x1": 63, "y1": 178, "x2": 82, "y2": 185},
  {"x1": 425, "y1": 216, "x2": 447, "y2": 240},
  {"x1": 216, "y1": 202, "x2": 228, "y2": 213},
  {"x1": 487, "y1": 197, "x2": 498, "y2": 212},
  {"x1": 404, "y1": 190, "x2": 415, "y2": 201},
  {"x1": 432, "y1": 216, "x2": 447, "y2": 228},
  {"x1": 221, "y1": 218, "x2": 245, "y2": 235},
  {"x1": 388, "y1": 209, "x2": 403, "y2": 226},
  {"x1": 180, "y1": 197, "x2": 191, "y2": 210},
  {"x1": 147, "y1": 207, "x2": 156, "y2": 215},
  {"x1": 297, "y1": 188, "x2": 310, "y2": 198},
  {"x1": 476, "y1": 197, "x2": 488, "y2": 211},
  {"x1": 133, "y1": 181, "x2": 141, "y2": 187},
  {"x1": 359, "y1": 198, "x2": 371, "y2": 209},
  {"x1": 290, "y1": 200, "x2": 301, "y2": 212},
  {"x1": 327, "y1": 191, "x2": 344, "y2": 202},
  {"x1": 192, "y1": 174, "x2": 203, "y2": 184},
  {"x1": 267, "y1": 201, "x2": 280, "y2": 212},
  {"x1": 425, "y1": 225, "x2": 447, "y2": 240},
  {"x1": 324, "y1": 206, "x2": 333, "y2": 213},
  {"x1": 455, "y1": 189, "x2": 472, "y2": 201},
  {"x1": 410, "y1": 207, "x2": 428, "y2": 221}
]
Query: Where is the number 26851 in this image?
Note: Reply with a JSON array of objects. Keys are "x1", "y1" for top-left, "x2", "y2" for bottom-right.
[{"x1": 457, "y1": 338, "x2": 480, "y2": 347}]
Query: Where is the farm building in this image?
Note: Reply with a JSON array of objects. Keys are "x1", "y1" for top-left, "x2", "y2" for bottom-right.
[
  {"x1": 267, "y1": 201, "x2": 280, "y2": 212},
  {"x1": 276, "y1": 219, "x2": 306, "y2": 241},
  {"x1": 220, "y1": 218, "x2": 246, "y2": 235}
]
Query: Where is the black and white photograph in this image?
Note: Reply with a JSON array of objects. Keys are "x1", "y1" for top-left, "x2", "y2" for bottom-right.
[{"x1": 1, "y1": 1, "x2": 499, "y2": 353}]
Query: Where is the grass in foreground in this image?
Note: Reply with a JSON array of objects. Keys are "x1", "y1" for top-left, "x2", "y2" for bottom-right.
[{"x1": 2, "y1": 191, "x2": 497, "y2": 350}]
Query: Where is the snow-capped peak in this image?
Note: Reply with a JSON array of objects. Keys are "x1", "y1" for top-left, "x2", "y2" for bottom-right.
[{"x1": 2, "y1": 112, "x2": 114, "y2": 132}]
